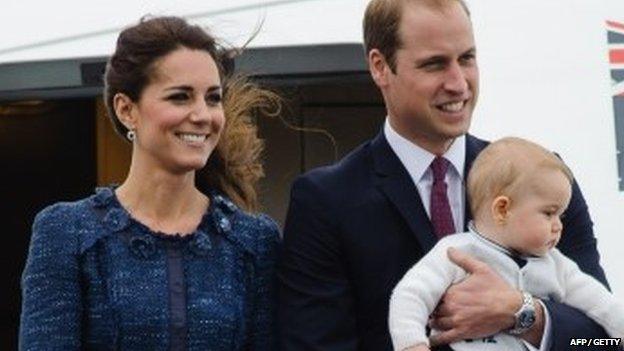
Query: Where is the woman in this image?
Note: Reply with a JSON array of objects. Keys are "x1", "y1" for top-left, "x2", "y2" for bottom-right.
[{"x1": 20, "y1": 16, "x2": 280, "y2": 350}]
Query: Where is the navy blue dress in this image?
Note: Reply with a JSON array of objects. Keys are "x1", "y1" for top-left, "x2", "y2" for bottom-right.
[{"x1": 20, "y1": 187, "x2": 279, "y2": 350}]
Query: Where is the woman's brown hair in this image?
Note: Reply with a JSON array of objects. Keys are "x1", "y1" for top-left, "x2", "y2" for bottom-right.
[{"x1": 104, "y1": 16, "x2": 280, "y2": 212}]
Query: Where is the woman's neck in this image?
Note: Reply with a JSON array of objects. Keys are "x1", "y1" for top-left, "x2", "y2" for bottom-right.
[{"x1": 115, "y1": 156, "x2": 208, "y2": 235}]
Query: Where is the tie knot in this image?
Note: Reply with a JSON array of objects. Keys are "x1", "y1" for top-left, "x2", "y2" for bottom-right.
[{"x1": 430, "y1": 157, "x2": 450, "y2": 181}]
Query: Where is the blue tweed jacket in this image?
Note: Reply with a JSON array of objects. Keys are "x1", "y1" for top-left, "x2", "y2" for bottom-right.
[{"x1": 19, "y1": 187, "x2": 280, "y2": 351}]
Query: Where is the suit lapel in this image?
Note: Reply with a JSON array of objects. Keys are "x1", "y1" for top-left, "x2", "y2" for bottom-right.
[
  {"x1": 370, "y1": 132, "x2": 438, "y2": 253},
  {"x1": 369, "y1": 131, "x2": 490, "y2": 250}
]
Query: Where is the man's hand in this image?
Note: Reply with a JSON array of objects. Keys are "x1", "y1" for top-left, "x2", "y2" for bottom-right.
[{"x1": 428, "y1": 247, "x2": 523, "y2": 346}]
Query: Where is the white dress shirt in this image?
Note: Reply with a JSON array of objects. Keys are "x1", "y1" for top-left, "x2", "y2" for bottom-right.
[
  {"x1": 383, "y1": 119, "x2": 551, "y2": 351},
  {"x1": 384, "y1": 120, "x2": 465, "y2": 232}
]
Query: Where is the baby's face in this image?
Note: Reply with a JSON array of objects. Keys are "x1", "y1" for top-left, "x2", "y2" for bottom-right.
[{"x1": 505, "y1": 170, "x2": 572, "y2": 256}]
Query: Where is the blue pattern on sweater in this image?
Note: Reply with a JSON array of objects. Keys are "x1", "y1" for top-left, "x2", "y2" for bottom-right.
[{"x1": 19, "y1": 187, "x2": 280, "y2": 350}]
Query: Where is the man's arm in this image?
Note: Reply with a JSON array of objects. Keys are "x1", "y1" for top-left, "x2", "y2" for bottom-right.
[{"x1": 278, "y1": 176, "x2": 358, "y2": 351}]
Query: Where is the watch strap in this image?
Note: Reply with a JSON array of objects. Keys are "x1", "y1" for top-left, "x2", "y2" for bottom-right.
[{"x1": 508, "y1": 291, "x2": 536, "y2": 335}]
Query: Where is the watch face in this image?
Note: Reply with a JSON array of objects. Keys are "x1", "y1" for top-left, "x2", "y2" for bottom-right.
[{"x1": 518, "y1": 310, "x2": 536, "y2": 328}]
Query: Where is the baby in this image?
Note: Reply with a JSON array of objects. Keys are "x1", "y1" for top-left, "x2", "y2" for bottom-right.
[{"x1": 389, "y1": 137, "x2": 624, "y2": 351}]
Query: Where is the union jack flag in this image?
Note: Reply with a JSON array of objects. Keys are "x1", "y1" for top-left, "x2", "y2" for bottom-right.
[{"x1": 607, "y1": 20, "x2": 624, "y2": 191}]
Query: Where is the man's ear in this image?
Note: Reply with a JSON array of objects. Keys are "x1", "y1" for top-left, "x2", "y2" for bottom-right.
[
  {"x1": 113, "y1": 93, "x2": 138, "y2": 130},
  {"x1": 368, "y1": 49, "x2": 392, "y2": 88},
  {"x1": 491, "y1": 195, "x2": 511, "y2": 224}
]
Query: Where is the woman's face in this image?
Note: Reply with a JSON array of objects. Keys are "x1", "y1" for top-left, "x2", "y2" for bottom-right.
[{"x1": 130, "y1": 47, "x2": 225, "y2": 174}]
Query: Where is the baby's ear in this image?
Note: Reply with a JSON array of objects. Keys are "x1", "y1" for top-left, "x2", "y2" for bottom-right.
[{"x1": 491, "y1": 195, "x2": 511, "y2": 224}]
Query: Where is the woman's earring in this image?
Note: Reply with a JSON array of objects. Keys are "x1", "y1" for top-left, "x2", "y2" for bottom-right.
[{"x1": 126, "y1": 130, "x2": 136, "y2": 141}]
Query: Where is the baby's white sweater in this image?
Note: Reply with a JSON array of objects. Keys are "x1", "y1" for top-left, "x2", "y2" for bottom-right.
[{"x1": 388, "y1": 228, "x2": 624, "y2": 351}]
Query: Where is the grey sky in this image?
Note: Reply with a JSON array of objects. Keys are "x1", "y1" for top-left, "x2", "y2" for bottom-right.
[{"x1": 0, "y1": 0, "x2": 366, "y2": 63}]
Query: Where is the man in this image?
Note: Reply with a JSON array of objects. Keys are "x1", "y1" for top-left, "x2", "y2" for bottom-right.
[{"x1": 278, "y1": 0, "x2": 612, "y2": 350}]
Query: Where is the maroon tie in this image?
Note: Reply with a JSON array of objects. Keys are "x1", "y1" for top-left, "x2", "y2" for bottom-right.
[{"x1": 430, "y1": 157, "x2": 456, "y2": 238}]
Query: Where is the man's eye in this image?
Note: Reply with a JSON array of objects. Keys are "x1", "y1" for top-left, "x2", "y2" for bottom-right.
[
  {"x1": 459, "y1": 55, "x2": 475, "y2": 65},
  {"x1": 420, "y1": 61, "x2": 444, "y2": 70}
]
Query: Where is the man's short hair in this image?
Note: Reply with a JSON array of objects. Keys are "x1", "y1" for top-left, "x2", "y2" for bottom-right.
[
  {"x1": 467, "y1": 137, "x2": 574, "y2": 218},
  {"x1": 363, "y1": 0, "x2": 470, "y2": 72}
]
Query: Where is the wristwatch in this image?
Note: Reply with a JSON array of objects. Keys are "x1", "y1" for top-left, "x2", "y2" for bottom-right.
[{"x1": 508, "y1": 291, "x2": 536, "y2": 335}]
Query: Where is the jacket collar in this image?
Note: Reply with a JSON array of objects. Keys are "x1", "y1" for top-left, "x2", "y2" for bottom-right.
[
  {"x1": 81, "y1": 187, "x2": 256, "y2": 258},
  {"x1": 371, "y1": 131, "x2": 438, "y2": 252},
  {"x1": 370, "y1": 130, "x2": 488, "y2": 252}
]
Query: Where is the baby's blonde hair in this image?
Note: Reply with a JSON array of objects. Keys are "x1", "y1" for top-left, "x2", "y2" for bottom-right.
[{"x1": 467, "y1": 137, "x2": 573, "y2": 218}]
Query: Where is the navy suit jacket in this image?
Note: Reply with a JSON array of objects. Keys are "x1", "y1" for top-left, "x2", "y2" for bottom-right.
[{"x1": 278, "y1": 131, "x2": 612, "y2": 350}]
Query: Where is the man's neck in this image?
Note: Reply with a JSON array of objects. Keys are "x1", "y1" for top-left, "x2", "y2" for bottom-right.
[{"x1": 386, "y1": 118, "x2": 455, "y2": 155}]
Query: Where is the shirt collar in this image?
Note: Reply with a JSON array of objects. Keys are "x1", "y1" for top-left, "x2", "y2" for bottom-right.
[{"x1": 384, "y1": 118, "x2": 466, "y2": 182}]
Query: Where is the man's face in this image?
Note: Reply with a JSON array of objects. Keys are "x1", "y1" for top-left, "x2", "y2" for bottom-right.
[{"x1": 372, "y1": 1, "x2": 479, "y2": 153}]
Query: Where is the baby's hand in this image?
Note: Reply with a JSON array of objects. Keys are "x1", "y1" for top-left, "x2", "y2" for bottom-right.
[{"x1": 403, "y1": 344, "x2": 430, "y2": 351}]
